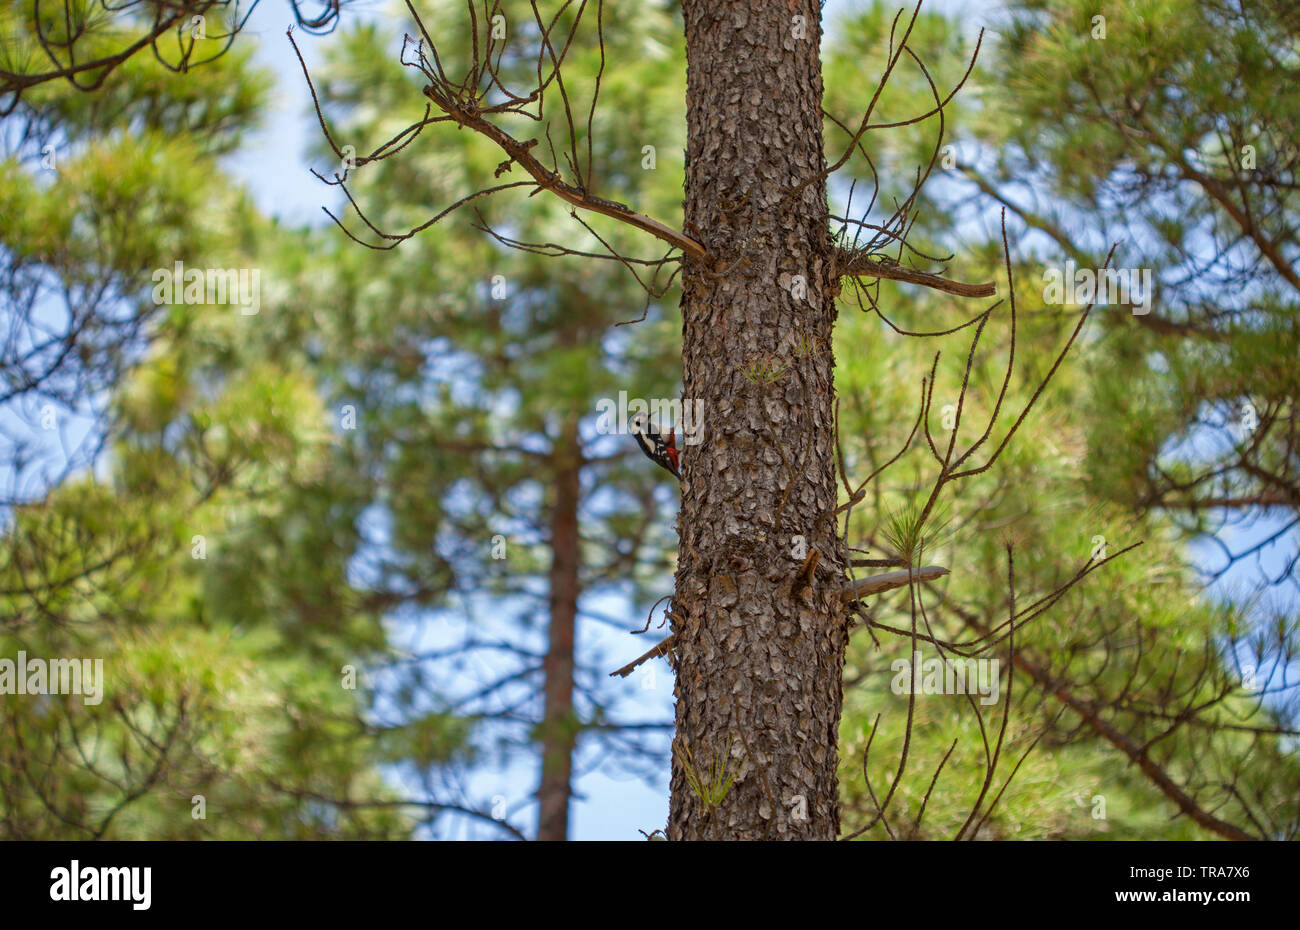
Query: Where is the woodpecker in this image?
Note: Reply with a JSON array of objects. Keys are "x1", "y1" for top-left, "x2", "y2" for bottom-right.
[{"x1": 630, "y1": 412, "x2": 681, "y2": 480}]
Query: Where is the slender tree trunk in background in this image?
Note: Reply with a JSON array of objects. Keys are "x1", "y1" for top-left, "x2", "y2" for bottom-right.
[
  {"x1": 669, "y1": 1, "x2": 846, "y2": 840},
  {"x1": 537, "y1": 415, "x2": 582, "y2": 841}
]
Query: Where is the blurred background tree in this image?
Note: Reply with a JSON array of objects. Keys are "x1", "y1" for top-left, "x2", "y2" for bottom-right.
[
  {"x1": 0, "y1": 29, "x2": 416, "y2": 837},
  {"x1": 275, "y1": 1, "x2": 689, "y2": 838}
]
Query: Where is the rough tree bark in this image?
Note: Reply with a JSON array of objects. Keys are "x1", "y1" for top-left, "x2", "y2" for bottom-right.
[
  {"x1": 669, "y1": 0, "x2": 847, "y2": 840},
  {"x1": 537, "y1": 414, "x2": 581, "y2": 841}
]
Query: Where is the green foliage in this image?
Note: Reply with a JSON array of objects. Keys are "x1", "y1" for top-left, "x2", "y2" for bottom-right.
[
  {"x1": 880, "y1": 494, "x2": 953, "y2": 566},
  {"x1": 739, "y1": 356, "x2": 790, "y2": 386},
  {"x1": 676, "y1": 739, "x2": 738, "y2": 814},
  {"x1": 0, "y1": 7, "x2": 415, "y2": 838}
]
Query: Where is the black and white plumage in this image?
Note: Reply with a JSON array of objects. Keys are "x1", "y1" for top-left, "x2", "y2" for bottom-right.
[{"x1": 629, "y1": 412, "x2": 681, "y2": 480}]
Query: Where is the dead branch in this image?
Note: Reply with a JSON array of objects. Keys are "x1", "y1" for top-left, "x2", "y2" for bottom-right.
[
  {"x1": 791, "y1": 548, "x2": 821, "y2": 595},
  {"x1": 420, "y1": 83, "x2": 704, "y2": 259},
  {"x1": 836, "y1": 250, "x2": 996, "y2": 298},
  {"x1": 839, "y1": 565, "x2": 948, "y2": 602},
  {"x1": 609, "y1": 635, "x2": 676, "y2": 678}
]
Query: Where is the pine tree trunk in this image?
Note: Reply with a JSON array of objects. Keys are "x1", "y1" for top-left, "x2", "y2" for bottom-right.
[
  {"x1": 537, "y1": 415, "x2": 582, "y2": 840},
  {"x1": 669, "y1": 1, "x2": 846, "y2": 840}
]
